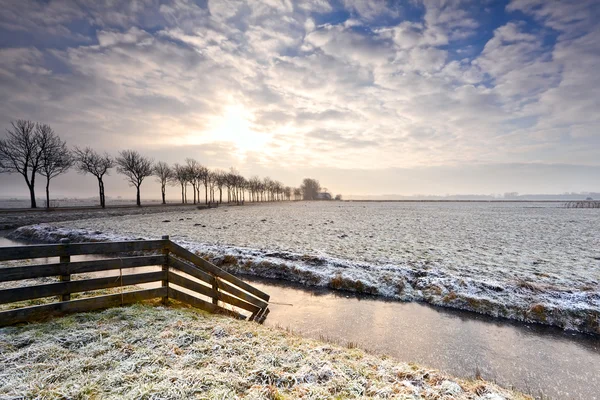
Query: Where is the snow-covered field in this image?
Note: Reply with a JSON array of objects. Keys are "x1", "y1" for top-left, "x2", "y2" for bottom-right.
[{"x1": 10, "y1": 201, "x2": 600, "y2": 334}]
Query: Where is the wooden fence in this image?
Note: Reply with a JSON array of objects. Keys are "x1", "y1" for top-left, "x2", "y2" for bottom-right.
[
  {"x1": 564, "y1": 200, "x2": 600, "y2": 209},
  {"x1": 0, "y1": 236, "x2": 270, "y2": 327}
]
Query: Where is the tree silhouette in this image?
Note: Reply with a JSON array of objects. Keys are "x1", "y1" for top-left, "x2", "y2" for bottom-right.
[
  {"x1": 185, "y1": 158, "x2": 200, "y2": 204},
  {"x1": 115, "y1": 150, "x2": 153, "y2": 206},
  {"x1": 0, "y1": 120, "x2": 45, "y2": 208},
  {"x1": 73, "y1": 147, "x2": 114, "y2": 208},
  {"x1": 300, "y1": 178, "x2": 321, "y2": 200},
  {"x1": 38, "y1": 124, "x2": 72, "y2": 208},
  {"x1": 171, "y1": 163, "x2": 188, "y2": 204},
  {"x1": 153, "y1": 161, "x2": 173, "y2": 204}
]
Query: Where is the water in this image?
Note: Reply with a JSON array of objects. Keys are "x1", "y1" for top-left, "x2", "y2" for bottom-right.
[
  {"x1": 1, "y1": 234, "x2": 599, "y2": 399},
  {"x1": 11, "y1": 201, "x2": 600, "y2": 333},
  {"x1": 248, "y1": 277, "x2": 600, "y2": 400}
]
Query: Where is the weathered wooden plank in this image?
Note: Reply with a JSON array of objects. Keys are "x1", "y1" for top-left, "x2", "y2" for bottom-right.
[
  {"x1": 168, "y1": 254, "x2": 215, "y2": 285},
  {"x1": 215, "y1": 276, "x2": 269, "y2": 309},
  {"x1": 0, "y1": 271, "x2": 166, "y2": 305},
  {"x1": 257, "y1": 307, "x2": 270, "y2": 324},
  {"x1": 167, "y1": 242, "x2": 270, "y2": 302},
  {"x1": 168, "y1": 271, "x2": 215, "y2": 298},
  {"x1": 0, "y1": 240, "x2": 167, "y2": 262},
  {"x1": 0, "y1": 287, "x2": 167, "y2": 327},
  {"x1": 212, "y1": 278, "x2": 219, "y2": 306},
  {"x1": 168, "y1": 255, "x2": 268, "y2": 309},
  {"x1": 0, "y1": 255, "x2": 166, "y2": 282},
  {"x1": 251, "y1": 307, "x2": 265, "y2": 322},
  {"x1": 59, "y1": 238, "x2": 71, "y2": 302},
  {"x1": 167, "y1": 287, "x2": 245, "y2": 319},
  {"x1": 168, "y1": 271, "x2": 260, "y2": 314},
  {"x1": 161, "y1": 235, "x2": 170, "y2": 305}
]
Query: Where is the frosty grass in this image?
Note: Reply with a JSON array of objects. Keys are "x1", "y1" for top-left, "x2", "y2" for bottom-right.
[{"x1": 0, "y1": 303, "x2": 531, "y2": 400}]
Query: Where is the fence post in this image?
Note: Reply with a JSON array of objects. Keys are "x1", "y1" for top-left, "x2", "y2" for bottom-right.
[
  {"x1": 212, "y1": 277, "x2": 219, "y2": 306},
  {"x1": 162, "y1": 235, "x2": 170, "y2": 305},
  {"x1": 59, "y1": 238, "x2": 71, "y2": 302}
]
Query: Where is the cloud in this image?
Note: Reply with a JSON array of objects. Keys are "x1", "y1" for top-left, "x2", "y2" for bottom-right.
[
  {"x1": 305, "y1": 129, "x2": 377, "y2": 149},
  {"x1": 0, "y1": 0, "x2": 598, "y2": 196}
]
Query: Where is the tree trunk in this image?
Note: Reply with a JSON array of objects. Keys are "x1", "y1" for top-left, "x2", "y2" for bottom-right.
[
  {"x1": 181, "y1": 183, "x2": 184, "y2": 203},
  {"x1": 97, "y1": 178, "x2": 104, "y2": 208},
  {"x1": 205, "y1": 184, "x2": 208, "y2": 204},
  {"x1": 219, "y1": 188, "x2": 222, "y2": 203},
  {"x1": 27, "y1": 183, "x2": 36, "y2": 208},
  {"x1": 45, "y1": 177, "x2": 51, "y2": 209},
  {"x1": 136, "y1": 186, "x2": 141, "y2": 206},
  {"x1": 162, "y1": 185, "x2": 166, "y2": 204}
]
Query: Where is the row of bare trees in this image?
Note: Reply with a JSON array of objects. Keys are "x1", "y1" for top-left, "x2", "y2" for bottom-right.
[
  {"x1": 166, "y1": 159, "x2": 305, "y2": 205},
  {"x1": 1, "y1": 120, "x2": 335, "y2": 208}
]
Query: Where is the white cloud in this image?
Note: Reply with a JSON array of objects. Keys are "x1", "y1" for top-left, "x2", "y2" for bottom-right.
[{"x1": 0, "y1": 0, "x2": 598, "y2": 196}]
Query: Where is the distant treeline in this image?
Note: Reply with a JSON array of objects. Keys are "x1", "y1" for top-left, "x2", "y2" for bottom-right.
[
  {"x1": 0, "y1": 120, "x2": 337, "y2": 208},
  {"x1": 347, "y1": 193, "x2": 600, "y2": 201}
]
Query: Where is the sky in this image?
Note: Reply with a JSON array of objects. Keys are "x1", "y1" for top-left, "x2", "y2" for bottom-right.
[{"x1": 0, "y1": 0, "x2": 599, "y2": 199}]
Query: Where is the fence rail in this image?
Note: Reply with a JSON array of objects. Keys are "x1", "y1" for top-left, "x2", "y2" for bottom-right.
[
  {"x1": 0, "y1": 236, "x2": 269, "y2": 326},
  {"x1": 564, "y1": 200, "x2": 600, "y2": 209}
]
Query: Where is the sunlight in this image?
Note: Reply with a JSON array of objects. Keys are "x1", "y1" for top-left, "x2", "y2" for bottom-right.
[{"x1": 186, "y1": 104, "x2": 268, "y2": 156}]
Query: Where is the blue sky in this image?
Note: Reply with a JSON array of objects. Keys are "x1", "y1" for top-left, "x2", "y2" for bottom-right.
[{"x1": 0, "y1": 0, "x2": 599, "y2": 198}]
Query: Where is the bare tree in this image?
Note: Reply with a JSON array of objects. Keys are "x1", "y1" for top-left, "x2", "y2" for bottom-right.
[
  {"x1": 301, "y1": 178, "x2": 321, "y2": 200},
  {"x1": 73, "y1": 147, "x2": 114, "y2": 208},
  {"x1": 199, "y1": 165, "x2": 210, "y2": 204},
  {"x1": 153, "y1": 161, "x2": 172, "y2": 205},
  {"x1": 185, "y1": 158, "x2": 200, "y2": 204},
  {"x1": 115, "y1": 150, "x2": 153, "y2": 206},
  {"x1": 37, "y1": 125, "x2": 72, "y2": 208},
  {"x1": 284, "y1": 186, "x2": 292, "y2": 201},
  {"x1": 213, "y1": 170, "x2": 227, "y2": 203},
  {"x1": 0, "y1": 120, "x2": 45, "y2": 208},
  {"x1": 209, "y1": 170, "x2": 219, "y2": 203},
  {"x1": 248, "y1": 175, "x2": 261, "y2": 202},
  {"x1": 293, "y1": 187, "x2": 302, "y2": 201},
  {"x1": 171, "y1": 163, "x2": 188, "y2": 204}
]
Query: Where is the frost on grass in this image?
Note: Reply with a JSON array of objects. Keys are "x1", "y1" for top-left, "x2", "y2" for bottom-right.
[
  {"x1": 9, "y1": 201, "x2": 600, "y2": 334},
  {"x1": 0, "y1": 304, "x2": 531, "y2": 399}
]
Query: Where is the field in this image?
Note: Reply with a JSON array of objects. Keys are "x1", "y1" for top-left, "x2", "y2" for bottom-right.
[{"x1": 9, "y1": 201, "x2": 600, "y2": 334}]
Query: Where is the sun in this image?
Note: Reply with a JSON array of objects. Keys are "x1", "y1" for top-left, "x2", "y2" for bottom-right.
[{"x1": 196, "y1": 104, "x2": 268, "y2": 155}]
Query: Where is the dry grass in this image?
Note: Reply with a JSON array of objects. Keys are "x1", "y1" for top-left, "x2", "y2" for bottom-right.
[
  {"x1": 0, "y1": 304, "x2": 532, "y2": 400},
  {"x1": 328, "y1": 273, "x2": 378, "y2": 295}
]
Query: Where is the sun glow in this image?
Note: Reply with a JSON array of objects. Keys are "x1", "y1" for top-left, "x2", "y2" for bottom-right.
[{"x1": 185, "y1": 104, "x2": 268, "y2": 156}]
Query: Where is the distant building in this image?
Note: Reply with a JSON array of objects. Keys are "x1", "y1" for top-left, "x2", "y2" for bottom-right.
[{"x1": 316, "y1": 192, "x2": 332, "y2": 200}]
